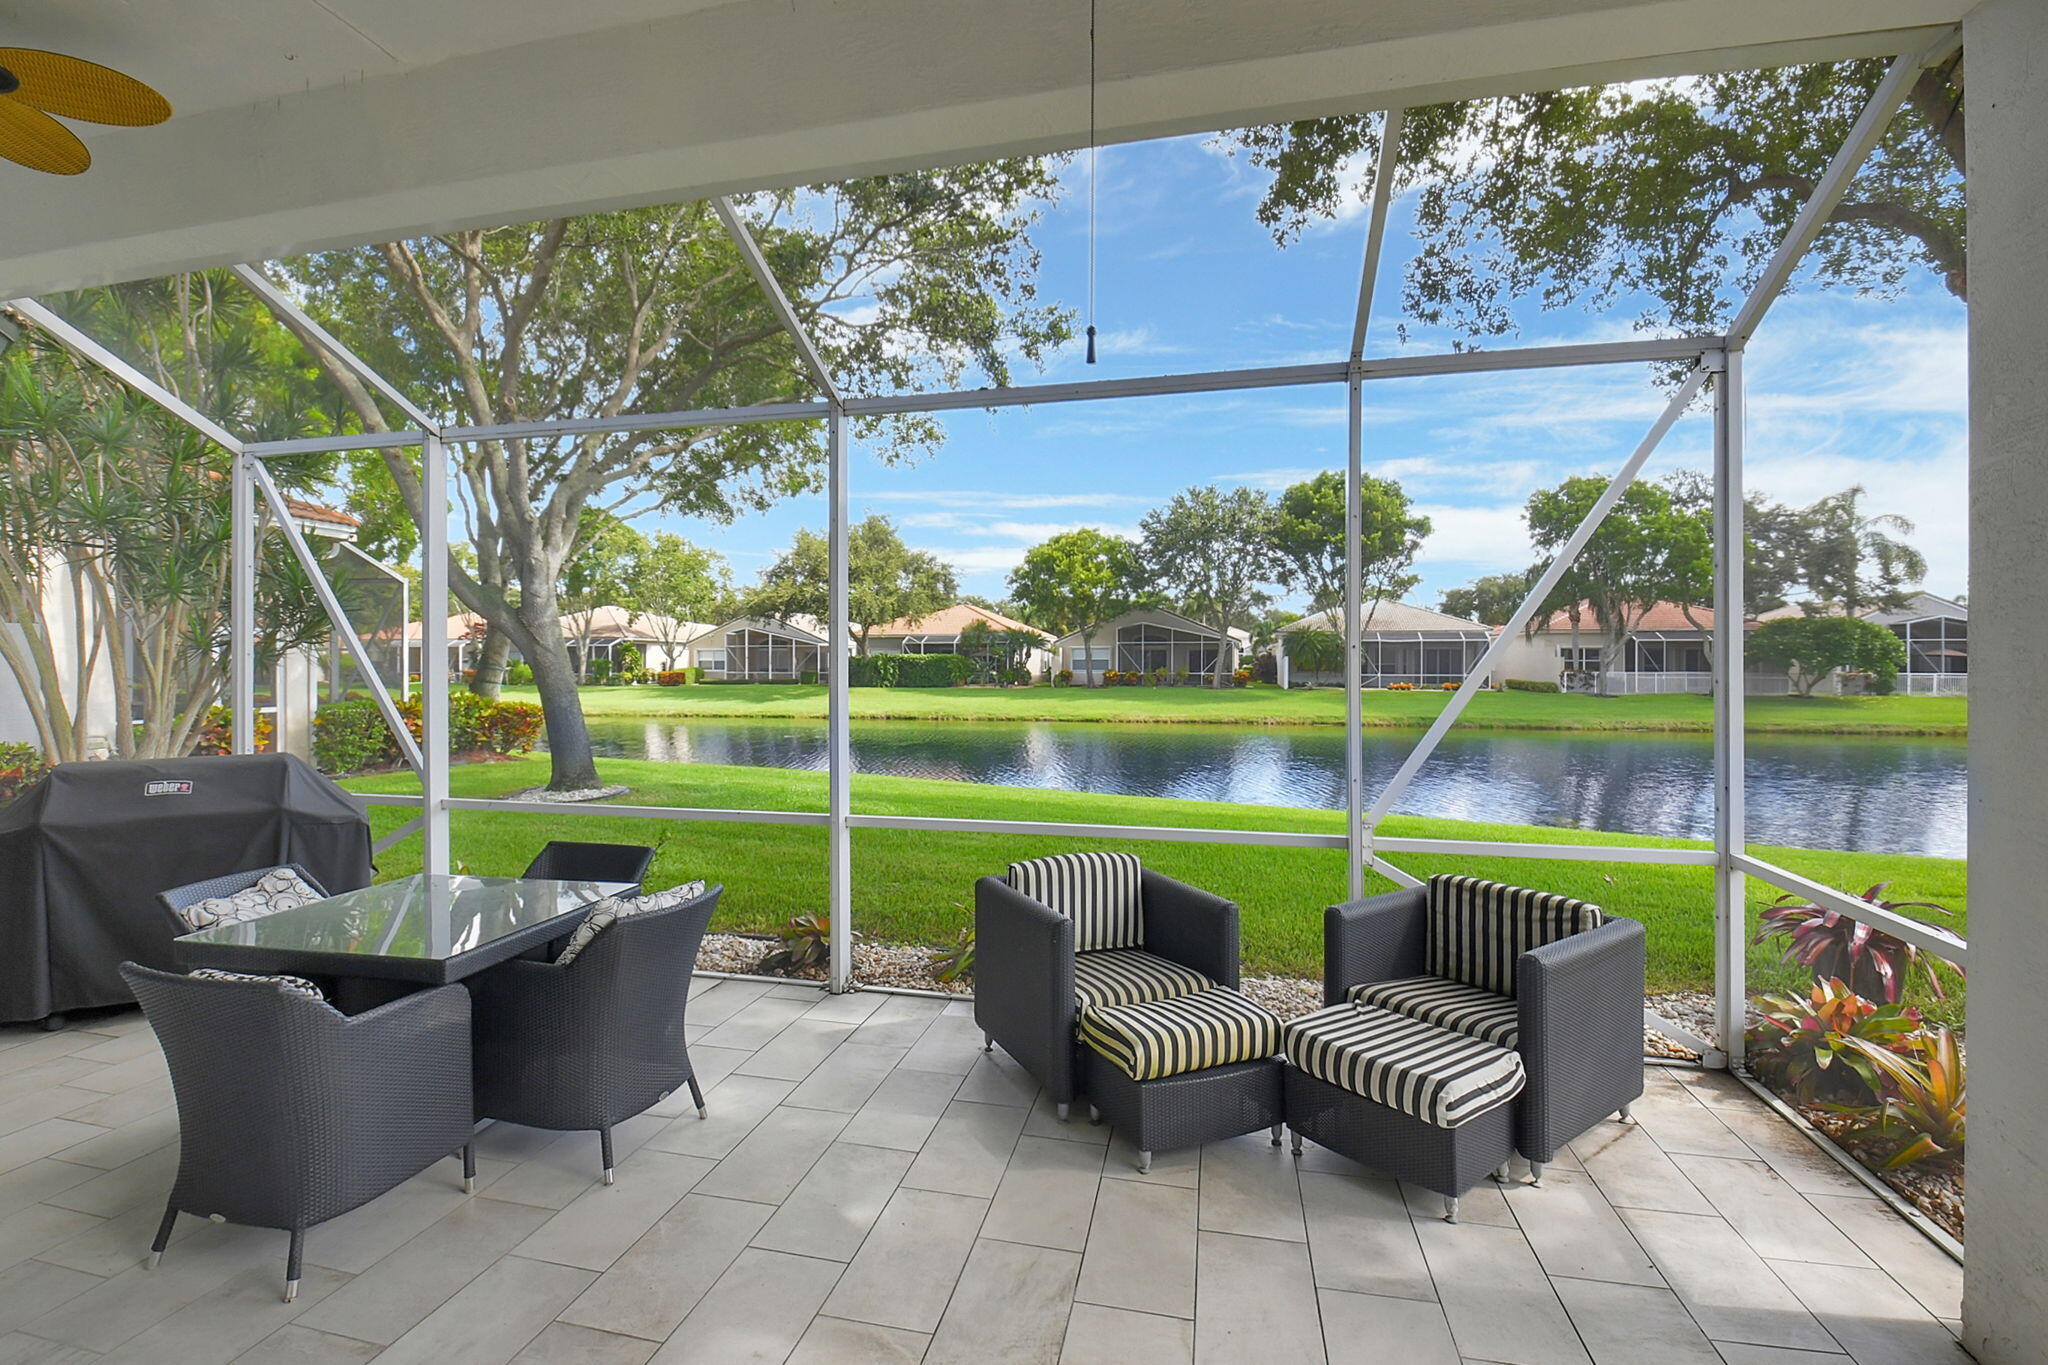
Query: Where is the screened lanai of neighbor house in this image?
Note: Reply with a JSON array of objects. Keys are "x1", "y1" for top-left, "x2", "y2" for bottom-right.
[{"x1": 0, "y1": 1, "x2": 2040, "y2": 1363}]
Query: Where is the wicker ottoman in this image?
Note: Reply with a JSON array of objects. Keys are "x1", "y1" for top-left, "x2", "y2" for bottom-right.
[
  {"x1": 1078, "y1": 986, "x2": 1285, "y2": 1173},
  {"x1": 1281, "y1": 1003, "x2": 1526, "y2": 1222}
]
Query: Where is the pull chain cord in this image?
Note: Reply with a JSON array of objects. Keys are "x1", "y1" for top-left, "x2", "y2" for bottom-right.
[{"x1": 1085, "y1": 0, "x2": 1098, "y2": 364}]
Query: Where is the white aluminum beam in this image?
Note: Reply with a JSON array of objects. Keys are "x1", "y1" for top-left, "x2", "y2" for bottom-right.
[
  {"x1": 231, "y1": 455, "x2": 257, "y2": 753},
  {"x1": 845, "y1": 362, "x2": 1346, "y2": 415},
  {"x1": 230, "y1": 264, "x2": 445, "y2": 434},
  {"x1": 713, "y1": 199, "x2": 844, "y2": 406},
  {"x1": 250, "y1": 460, "x2": 426, "y2": 772},
  {"x1": 1712, "y1": 353, "x2": 1749, "y2": 1060},
  {"x1": 1733, "y1": 852, "x2": 1968, "y2": 969},
  {"x1": 247, "y1": 432, "x2": 432, "y2": 458},
  {"x1": 1369, "y1": 856, "x2": 1424, "y2": 890},
  {"x1": 5, "y1": 297, "x2": 245, "y2": 454},
  {"x1": 421, "y1": 435, "x2": 452, "y2": 876},
  {"x1": 441, "y1": 400, "x2": 829, "y2": 445},
  {"x1": 1363, "y1": 362, "x2": 1712, "y2": 829},
  {"x1": 1372, "y1": 836, "x2": 1717, "y2": 866},
  {"x1": 826, "y1": 408, "x2": 853, "y2": 992},
  {"x1": 1356, "y1": 336, "x2": 1717, "y2": 379},
  {"x1": 372, "y1": 815, "x2": 426, "y2": 855},
  {"x1": 1726, "y1": 28, "x2": 1959, "y2": 348},
  {"x1": 1349, "y1": 107, "x2": 1406, "y2": 363}
]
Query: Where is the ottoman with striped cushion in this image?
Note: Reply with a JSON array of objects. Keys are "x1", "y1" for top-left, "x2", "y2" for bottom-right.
[
  {"x1": 1077, "y1": 987, "x2": 1285, "y2": 1172},
  {"x1": 1280, "y1": 1003, "x2": 1526, "y2": 1221}
]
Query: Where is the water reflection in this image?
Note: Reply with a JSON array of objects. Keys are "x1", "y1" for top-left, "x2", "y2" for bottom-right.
[{"x1": 579, "y1": 718, "x2": 1966, "y2": 858}]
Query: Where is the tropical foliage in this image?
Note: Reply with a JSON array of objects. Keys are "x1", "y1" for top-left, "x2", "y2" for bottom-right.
[
  {"x1": 1750, "y1": 616, "x2": 1910, "y2": 696},
  {"x1": 1755, "y1": 882, "x2": 1961, "y2": 1003}
]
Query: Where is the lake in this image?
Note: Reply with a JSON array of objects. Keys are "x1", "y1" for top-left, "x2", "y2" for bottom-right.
[{"x1": 576, "y1": 717, "x2": 1968, "y2": 858}]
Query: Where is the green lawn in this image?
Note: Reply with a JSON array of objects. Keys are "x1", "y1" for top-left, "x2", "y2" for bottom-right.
[
  {"x1": 498, "y1": 682, "x2": 1967, "y2": 735},
  {"x1": 346, "y1": 756, "x2": 1967, "y2": 1020}
]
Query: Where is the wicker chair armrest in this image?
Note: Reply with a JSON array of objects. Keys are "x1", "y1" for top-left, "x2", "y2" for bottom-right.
[
  {"x1": 973, "y1": 875, "x2": 1076, "y2": 1097},
  {"x1": 1518, "y1": 916, "x2": 1646, "y2": 1063},
  {"x1": 1323, "y1": 887, "x2": 1429, "y2": 1004},
  {"x1": 1139, "y1": 869, "x2": 1239, "y2": 988}
]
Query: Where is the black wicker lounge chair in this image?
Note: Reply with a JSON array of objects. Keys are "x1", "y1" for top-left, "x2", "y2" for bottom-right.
[
  {"x1": 467, "y1": 883, "x2": 722, "y2": 1183},
  {"x1": 521, "y1": 841, "x2": 656, "y2": 891},
  {"x1": 974, "y1": 852, "x2": 1239, "y2": 1119},
  {"x1": 1323, "y1": 873, "x2": 1645, "y2": 1181},
  {"x1": 122, "y1": 963, "x2": 475, "y2": 1303}
]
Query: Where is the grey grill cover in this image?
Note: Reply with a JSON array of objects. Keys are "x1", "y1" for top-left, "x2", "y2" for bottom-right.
[{"x1": 0, "y1": 754, "x2": 372, "y2": 1023}]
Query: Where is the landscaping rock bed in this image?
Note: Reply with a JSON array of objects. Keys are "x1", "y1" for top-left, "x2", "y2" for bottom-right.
[
  {"x1": 1802, "y1": 1105, "x2": 1965, "y2": 1241},
  {"x1": 507, "y1": 784, "x2": 632, "y2": 803}
]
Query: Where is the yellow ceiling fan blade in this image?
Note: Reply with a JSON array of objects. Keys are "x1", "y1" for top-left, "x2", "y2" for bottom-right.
[
  {"x1": 0, "y1": 96, "x2": 90, "y2": 174},
  {"x1": 0, "y1": 49, "x2": 171, "y2": 126}
]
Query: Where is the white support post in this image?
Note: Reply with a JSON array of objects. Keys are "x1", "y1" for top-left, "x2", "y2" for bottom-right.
[
  {"x1": 1711, "y1": 351, "x2": 1747, "y2": 1065},
  {"x1": 1364, "y1": 364, "x2": 1711, "y2": 829},
  {"x1": 230, "y1": 452, "x2": 257, "y2": 753},
  {"x1": 421, "y1": 435, "x2": 452, "y2": 877},
  {"x1": 826, "y1": 408, "x2": 853, "y2": 992},
  {"x1": 1345, "y1": 107, "x2": 1404, "y2": 902},
  {"x1": 1345, "y1": 379, "x2": 1366, "y2": 900}
]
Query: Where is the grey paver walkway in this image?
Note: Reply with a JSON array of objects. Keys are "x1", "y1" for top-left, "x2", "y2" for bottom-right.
[{"x1": 0, "y1": 981, "x2": 1969, "y2": 1364}]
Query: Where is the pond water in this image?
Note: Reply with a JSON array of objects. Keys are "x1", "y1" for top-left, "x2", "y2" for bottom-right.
[{"x1": 576, "y1": 717, "x2": 1967, "y2": 858}]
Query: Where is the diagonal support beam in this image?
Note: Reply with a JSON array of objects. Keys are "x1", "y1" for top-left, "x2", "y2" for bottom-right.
[
  {"x1": 249, "y1": 460, "x2": 427, "y2": 773},
  {"x1": 1349, "y1": 107, "x2": 1406, "y2": 364},
  {"x1": 713, "y1": 198, "x2": 843, "y2": 405},
  {"x1": 1364, "y1": 362, "x2": 1712, "y2": 830},
  {"x1": 4, "y1": 297, "x2": 244, "y2": 453},
  {"x1": 1727, "y1": 27, "x2": 1960, "y2": 347},
  {"x1": 230, "y1": 264, "x2": 445, "y2": 434}
]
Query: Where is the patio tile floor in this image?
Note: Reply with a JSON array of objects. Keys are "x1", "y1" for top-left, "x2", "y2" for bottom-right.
[{"x1": 0, "y1": 987, "x2": 1969, "y2": 1364}]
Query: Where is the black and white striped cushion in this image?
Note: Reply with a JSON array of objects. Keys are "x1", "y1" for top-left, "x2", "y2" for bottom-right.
[
  {"x1": 1424, "y1": 874, "x2": 1602, "y2": 997},
  {"x1": 1349, "y1": 975, "x2": 1520, "y2": 1049},
  {"x1": 1007, "y1": 852, "x2": 1144, "y2": 951},
  {"x1": 1073, "y1": 949, "x2": 1213, "y2": 1013},
  {"x1": 1079, "y1": 987, "x2": 1281, "y2": 1081},
  {"x1": 1282, "y1": 1004, "x2": 1525, "y2": 1129}
]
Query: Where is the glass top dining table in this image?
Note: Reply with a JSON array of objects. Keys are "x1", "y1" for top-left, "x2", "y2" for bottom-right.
[{"x1": 171, "y1": 874, "x2": 634, "y2": 986}]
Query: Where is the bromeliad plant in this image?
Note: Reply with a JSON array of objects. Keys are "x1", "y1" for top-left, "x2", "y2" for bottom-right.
[
  {"x1": 1754, "y1": 883, "x2": 1963, "y2": 1004},
  {"x1": 1747, "y1": 977, "x2": 1923, "y2": 1103},
  {"x1": 930, "y1": 925, "x2": 975, "y2": 984},
  {"x1": 1842, "y1": 1026, "x2": 1966, "y2": 1168},
  {"x1": 755, "y1": 913, "x2": 856, "y2": 977}
]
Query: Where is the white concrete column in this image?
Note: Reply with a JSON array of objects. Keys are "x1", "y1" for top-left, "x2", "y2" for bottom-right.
[{"x1": 1962, "y1": 4, "x2": 2048, "y2": 1359}]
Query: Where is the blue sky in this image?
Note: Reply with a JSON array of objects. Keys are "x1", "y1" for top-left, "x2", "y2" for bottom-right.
[{"x1": 653, "y1": 132, "x2": 1970, "y2": 616}]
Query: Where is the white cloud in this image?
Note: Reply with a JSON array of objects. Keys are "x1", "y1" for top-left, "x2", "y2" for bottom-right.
[{"x1": 1410, "y1": 502, "x2": 1532, "y2": 571}]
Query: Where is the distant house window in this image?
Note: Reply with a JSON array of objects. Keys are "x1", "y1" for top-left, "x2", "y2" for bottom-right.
[
  {"x1": 698, "y1": 649, "x2": 726, "y2": 676},
  {"x1": 1558, "y1": 646, "x2": 1603, "y2": 671}
]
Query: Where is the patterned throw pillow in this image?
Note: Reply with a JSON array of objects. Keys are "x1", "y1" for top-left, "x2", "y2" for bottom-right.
[
  {"x1": 177, "y1": 868, "x2": 325, "y2": 932},
  {"x1": 1005, "y1": 852, "x2": 1144, "y2": 952},
  {"x1": 1423, "y1": 874, "x2": 1603, "y2": 997},
  {"x1": 554, "y1": 880, "x2": 708, "y2": 967},
  {"x1": 189, "y1": 967, "x2": 328, "y2": 1003}
]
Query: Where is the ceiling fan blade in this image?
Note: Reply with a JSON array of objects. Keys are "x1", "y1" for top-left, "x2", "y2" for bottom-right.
[
  {"x1": 0, "y1": 49, "x2": 171, "y2": 126},
  {"x1": 0, "y1": 97, "x2": 91, "y2": 174}
]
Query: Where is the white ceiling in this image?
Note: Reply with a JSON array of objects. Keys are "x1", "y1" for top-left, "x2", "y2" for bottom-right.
[{"x1": 0, "y1": 0, "x2": 1965, "y2": 297}]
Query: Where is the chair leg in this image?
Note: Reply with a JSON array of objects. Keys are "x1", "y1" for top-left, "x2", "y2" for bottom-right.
[
  {"x1": 601, "y1": 1126, "x2": 616, "y2": 1185},
  {"x1": 982, "y1": 1033, "x2": 994, "y2": 1053},
  {"x1": 1617, "y1": 1103, "x2": 1635, "y2": 1124},
  {"x1": 284, "y1": 1228, "x2": 304, "y2": 1303},
  {"x1": 1491, "y1": 1161, "x2": 1514, "y2": 1184},
  {"x1": 1270, "y1": 1124, "x2": 1283, "y2": 1147},
  {"x1": 462, "y1": 1141, "x2": 476, "y2": 1194},
  {"x1": 148, "y1": 1201, "x2": 177, "y2": 1269},
  {"x1": 1527, "y1": 1161, "x2": 1545, "y2": 1187},
  {"x1": 1442, "y1": 1196, "x2": 1460, "y2": 1224},
  {"x1": 1056, "y1": 1102, "x2": 1069, "y2": 1123},
  {"x1": 1289, "y1": 1129, "x2": 1303, "y2": 1157},
  {"x1": 1136, "y1": 1149, "x2": 1153, "y2": 1175},
  {"x1": 1087, "y1": 1103, "x2": 1100, "y2": 1124}
]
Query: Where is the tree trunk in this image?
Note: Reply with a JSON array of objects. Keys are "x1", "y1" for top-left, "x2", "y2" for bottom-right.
[
  {"x1": 525, "y1": 634, "x2": 602, "y2": 790},
  {"x1": 469, "y1": 627, "x2": 510, "y2": 699}
]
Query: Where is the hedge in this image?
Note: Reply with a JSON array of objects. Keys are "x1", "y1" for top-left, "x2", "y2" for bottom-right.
[
  {"x1": 1505, "y1": 678, "x2": 1562, "y2": 693},
  {"x1": 313, "y1": 695, "x2": 544, "y2": 774},
  {"x1": 848, "y1": 652, "x2": 973, "y2": 687}
]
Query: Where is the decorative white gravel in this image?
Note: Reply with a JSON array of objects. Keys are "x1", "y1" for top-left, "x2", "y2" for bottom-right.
[{"x1": 506, "y1": 784, "x2": 632, "y2": 803}]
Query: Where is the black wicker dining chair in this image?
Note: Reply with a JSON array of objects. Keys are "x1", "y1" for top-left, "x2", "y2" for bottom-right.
[
  {"x1": 121, "y1": 963, "x2": 475, "y2": 1303},
  {"x1": 521, "y1": 841, "x2": 656, "y2": 891},
  {"x1": 157, "y1": 865, "x2": 330, "y2": 928},
  {"x1": 467, "y1": 882, "x2": 722, "y2": 1183}
]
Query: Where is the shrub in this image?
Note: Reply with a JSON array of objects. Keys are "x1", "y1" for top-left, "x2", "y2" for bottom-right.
[
  {"x1": 1751, "y1": 615, "x2": 1908, "y2": 696},
  {"x1": 1102, "y1": 670, "x2": 1119, "y2": 685},
  {"x1": 1387, "y1": 681, "x2": 1414, "y2": 691},
  {"x1": 898, "y1": 653, "x2": 973, "y2": 687},
  {"x1": 505, "y1": 661, "x2": 534, "y2": 686},
  {"x1": 1441, "y1": 681, "x2": 1458, "y2": 691},
  {"x1": 1847, "y1": 1026, "x2": 1965, "y2": 1167},
  {"x1": 194, "y1": 706, "x2": 274, "y2": 755},
  {"x1": 687, "y1": 665, "x2": 704, "y2": 684},
  {"x1": 1232, "y1": 669, "x2": 1252, "y2": 686},
  {"x1": 0, "y1": 742, "x2": 50, "y2": 805},
  {"x1": 755, "y1": 913, "x2": 856, "y2": 976},
  {"x1": 1057, "y1": 668, "x2": 1073, "y2": 686},
  {"x1": 1755, "y1": 884, "x2": 1963, "y2": 1004},
  {"x1": 312, "y1": 699, "x2": 391, "y2": 774},
  {"x1": 478, "y1": 701, "x2": 543, "y2": 755},
  {"x1": 656, "y1": 670, "x2": 690, "y2": 687},
  {"x1": 931, "y1": 925, "x2": 975, "y2": 984},
  {"x1": 800, "y1": 670, "x2": 818, "y2": 685},
  {"x1": 587, "y1": 657, "x2": 613, "y2": 684},
  {"x1": 1506, "y1": 678, "x2": 1561, "y2": 693},
  {"x1": 615, "y1": 645, "x2": 642, "y2": 678},
  {"x1": 848, "y1": 654, "x2": 898, "y2": 688}
]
